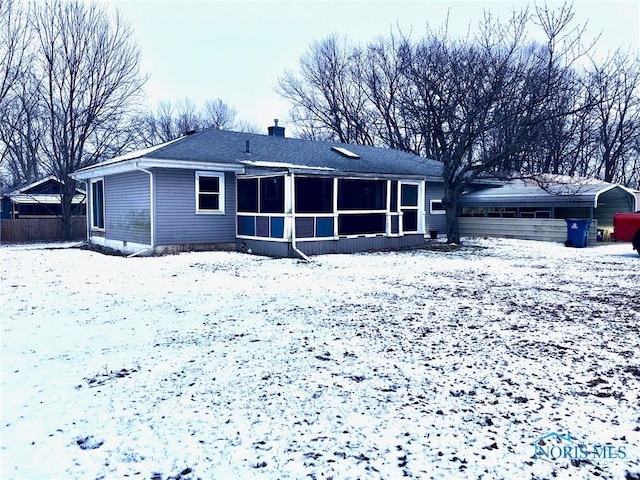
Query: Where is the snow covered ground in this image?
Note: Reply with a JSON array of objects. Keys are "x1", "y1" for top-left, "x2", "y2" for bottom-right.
[{"x1": 1, "y1": 238, "x2": 638, "y2": 480}]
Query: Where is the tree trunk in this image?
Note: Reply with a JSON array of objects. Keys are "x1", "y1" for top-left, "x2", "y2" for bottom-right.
[
  {"x1": 60, "y1": 177, "x2": 76, "y2": 240},
  {"x1": 443, "y1": 184, "x2": 461, "y2": 244}
]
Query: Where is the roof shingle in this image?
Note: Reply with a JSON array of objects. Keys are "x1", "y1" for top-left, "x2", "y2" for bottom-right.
[{"x1": 83, "y1": 128, "x2": 443, "y2": 179}]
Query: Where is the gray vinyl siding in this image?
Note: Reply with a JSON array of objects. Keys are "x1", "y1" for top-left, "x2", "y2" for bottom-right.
[
  {"x1": 425, "y1": 181, "x2": 446, "y2": 234},
  {"x1": 237, "y1": 239, "x2": 290, "y2": 257},
  {"x1": 155, "y1": 169, "x2": 236, "y2": 245},
  {"x1": 104, "y1": 171, "x2": 151, "y2": 244}
]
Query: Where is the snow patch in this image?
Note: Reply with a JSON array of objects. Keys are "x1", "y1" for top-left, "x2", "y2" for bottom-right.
[{"x1": 1, "y1": 238, "x2": 638, "y2": 479}]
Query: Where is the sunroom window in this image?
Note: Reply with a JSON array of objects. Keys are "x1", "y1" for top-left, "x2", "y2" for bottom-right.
[
  {"x1": 338, "y1": 213, "x2": 386, "y2": 235},
  {"x1": 336, "y1": 179, "x2": 387, "y2": 236},
  {"x1": 237, "y1": 176, "x2": 285, "y2": 214},
  {"x1": 260, "y1": 176, "x2": 285, "y2": 213},
  {"x1": 237, "y1": 178, "x2": 258, "y2": 212},
  {"x1": 295, "y1": 177, "x2": 333, "y2": 213},
  {"x1": 337, "y1": 179, "x2": 386, "y2": 210},
  {"x1": 237, "y1": 175, "x2": 285, "y2": 239},
  {"x1": 196, "y1": 172, "x2": 224, "y2": 214}
]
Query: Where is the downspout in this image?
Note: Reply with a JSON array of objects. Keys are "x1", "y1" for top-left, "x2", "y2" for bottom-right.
[
  {"x1": 128, "y1": 163, "x2": 155, "y2": 258},
  {"x1": 289, "y1": 172, "x2": 311, "y2": 262}
]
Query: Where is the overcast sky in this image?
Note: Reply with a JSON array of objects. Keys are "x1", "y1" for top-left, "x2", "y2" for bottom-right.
[{"x1": 103, "y1": 0, "x2": 640, "y2": 133}]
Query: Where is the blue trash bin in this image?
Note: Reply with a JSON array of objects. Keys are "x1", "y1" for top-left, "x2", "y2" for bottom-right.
[{"x1": 565, "y1": 218, "x2": 591, "y2": 248}]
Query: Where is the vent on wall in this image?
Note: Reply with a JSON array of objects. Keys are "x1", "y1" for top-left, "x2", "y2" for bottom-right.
[{"x1": 331, "y1": 146, "x2": 360, "y2": 159}]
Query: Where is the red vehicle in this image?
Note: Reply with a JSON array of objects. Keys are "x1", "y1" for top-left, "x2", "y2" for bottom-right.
[{"x1": 612, "y1": 212, "x2": 640, "y2": 256}]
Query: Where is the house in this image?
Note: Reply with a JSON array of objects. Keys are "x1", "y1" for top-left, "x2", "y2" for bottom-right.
[
  {"x1": 71, "y1": 123, "x2": 446, "y2": 257},
  {"x1": 0, "y1": 176, "x2": 86, "y2": 219},
  {"x1": 457, "y1": 177, "x2": 637, "y2": 242}
]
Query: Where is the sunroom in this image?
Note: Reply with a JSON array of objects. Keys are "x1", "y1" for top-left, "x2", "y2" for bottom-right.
[{"x1": 235, "y1": 171, "x2": 427, "y2": 257}]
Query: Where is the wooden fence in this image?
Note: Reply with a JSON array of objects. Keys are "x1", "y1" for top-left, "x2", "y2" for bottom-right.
[
  {"x1": 0, "y1": 217, "x2": 86, "y2": 243},
  {"x1": 458, "y1": 217, "x2": 599, "y2": 244}
]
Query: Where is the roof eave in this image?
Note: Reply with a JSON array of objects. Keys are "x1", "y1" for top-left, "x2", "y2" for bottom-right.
[
  {"x1": 7, "y1": 175, "x2": 61, "y2": 195},
  {"x1": 284, "y1": 168, "x2": 427, "y2": 180},
  {"x1": 9, "y1": 194, "x2": 85, "y2": 204},
  {"x1": 72, "y1": 158, "x2": 245, "y2": 180},
  {"x1": 458, "y1": 195, "x2": 594, "y2": 207}
]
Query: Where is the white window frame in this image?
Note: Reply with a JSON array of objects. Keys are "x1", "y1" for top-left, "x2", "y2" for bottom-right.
[
  {"x1": 195, "y1": 171, "x2": 225, "y2": 214},
  {"x1": 236, "y1": 174, "x2": 288, "y2": 240},
  {"x1": 90, "y1": 178, "x2": 105, "y2": 230},
  {"x1": 430, "y1": 199, "x2": 446, "y2": 215},
  {"x1": 400, "y1": 181, "x2": 422, "y2": 234}
]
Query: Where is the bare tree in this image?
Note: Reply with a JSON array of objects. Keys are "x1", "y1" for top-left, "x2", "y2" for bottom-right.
[
  {"x1": 587, "y1": 50, "x2": 640, "y2": 186},
  {"x1": 279, "y1": 4, "x2": 609, "y2": 242},
  {"x1": 133, "y1": 99, "x2": 204, "y2": 147},
  {"x1": 202, "y1": 98, "x2": 237, "y2": 130},
  {"x1": 0, "y1": 0, "x2": 31, "y2": 110},
  {"x1": 32, "y1": 0, "x2": 145, "y2": 238},
  {"x1": 151, "y1": 101, "x2": 175, "y2": 141},
  {"x1": 520, "y1": 1, "x2": 600, "y2": 179},
  {"x1": 278, "y1": 35, "x2": 375, "y2": 144},
  {"x1": 235, "y1": 119, "x2": 262, "y2": 134},
  {"x1": 130, "y1": 100, "x2": 186, "y2": 148},
  {"x1": 400, "y1": 12, "x2": 541, "y2": 242},
  {"x1": 360, "y1": 34, "x2": 423, "y2": 153},
  {"x1": 173, "y1": 98, "x2": 200, "y2": 136},
  {"x1": 133, "y1": 97, "x2": 259, "y2": 147},
  {"x1": 403, "y1": 7, "x2": 600, "y2": 242},
  {"x1": 0, "y1": 70, "x2": 45, "y2": 185},
  {"x1": 0, "y1": 0, "x2": 35, "y2": 187}
]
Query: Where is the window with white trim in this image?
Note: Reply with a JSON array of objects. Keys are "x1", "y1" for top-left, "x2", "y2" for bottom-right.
[
  {"x1": 237, "y1": 178, "x2": 258, "y2": 213},
  {"x1": 236, "y1": 175, "x2": 286, "y2": 238},
  {"x1": 237, "y1": 176, "x2": 285, "y2": 214},
  {"x1": 295, "y1": 177, "x2": 333, "y2": 213},
  {"x1": 196, "y1": 172, "x2": 225, "y2": 214},
  {"x1": 260, "y1": 176, "x2": 285, "y2": 213},
  {"x1": 338, "y1": 179, "x2": 386, "y2": 210},
  {"x1": 91, "y1": 179, "x2": 105, "y2": 229},
  {"x1": 430, "y1": 200, "x2": 446, "y2": 215},
  {"x1": 401, "y1": 183, "x2": 419, "y2": 232},
  {"x1": 337, "y1": 179, "x2": 387, "y2": 236}
]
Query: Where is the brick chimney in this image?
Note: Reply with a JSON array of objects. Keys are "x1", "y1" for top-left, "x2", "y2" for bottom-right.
[{"x1": 268, "y1": 119, "x2": 285, "y2": 137}]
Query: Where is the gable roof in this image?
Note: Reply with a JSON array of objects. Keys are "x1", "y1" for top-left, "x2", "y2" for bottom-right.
[
  {"x1": 4, "y1": 176, "x2": 86, "y2": 197},
  {"x1": 72, "y1": 128, "x2": 443, "y2": 180}
]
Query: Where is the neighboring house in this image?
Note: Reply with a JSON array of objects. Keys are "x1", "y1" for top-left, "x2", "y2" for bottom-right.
[
  {"x1": 71, "y1": 123, "x2": 446, "y2": 257},
  {"x1": 0, "y1": 176, "x2": 86, "y2": 219},
  {"x1": 457, "y1": 177, "x2": 637, "y2": 242}
]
